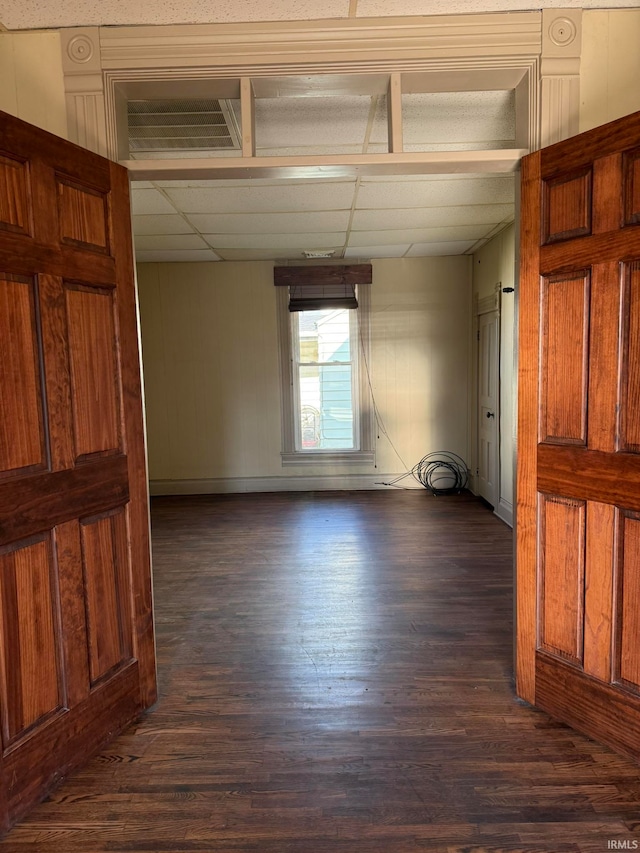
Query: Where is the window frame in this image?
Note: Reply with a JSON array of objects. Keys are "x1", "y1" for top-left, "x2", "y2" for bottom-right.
[{"x1": 276, "y1": 283, "x2": 374, "y2": 465}]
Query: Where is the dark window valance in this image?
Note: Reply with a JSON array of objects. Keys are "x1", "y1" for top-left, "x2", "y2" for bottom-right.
[{"x1": 274, "y1": 264, "x2": 372, "y2": 312}]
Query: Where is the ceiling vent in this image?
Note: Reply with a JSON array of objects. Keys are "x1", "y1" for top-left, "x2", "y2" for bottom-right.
[{"x1": 127, "y1": 98, "x2": 241, "y2": 154}]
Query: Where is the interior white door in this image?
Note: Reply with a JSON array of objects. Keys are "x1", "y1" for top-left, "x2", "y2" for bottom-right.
[{"x1": 477, "y1": 309, "x2": 499, "y2": 508}]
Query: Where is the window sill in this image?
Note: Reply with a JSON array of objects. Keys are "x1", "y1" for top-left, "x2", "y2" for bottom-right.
[{"x1": 281, "y1": 451, "x2": 375, "y2": 466}]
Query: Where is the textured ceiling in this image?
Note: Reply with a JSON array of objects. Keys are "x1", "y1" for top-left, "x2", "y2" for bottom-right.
[{"x1": 0, "y1": 0, "x2": 634, "y2": 29}]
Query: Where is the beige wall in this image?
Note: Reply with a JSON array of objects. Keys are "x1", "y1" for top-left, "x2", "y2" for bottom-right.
[
  {"x1": 0, "y1": 32, "x2": 67, "y2": 138},
  {"x1": 472, "y1": 224, "x2": 515, "y2": 526},
  {"x1": 580, "y1": 9, "x2": 640, "y2": 133},
  {"x1": 137, "y1": 257, "x2": 472, "y2": 492}
]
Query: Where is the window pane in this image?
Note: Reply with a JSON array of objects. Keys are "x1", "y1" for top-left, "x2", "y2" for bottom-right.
[
  {"x1": 296, "y1": 309, "x2": 351, "y2": 362},
  {"x1": 299, "y1": 364, "x2": 354, "y2": 449}
]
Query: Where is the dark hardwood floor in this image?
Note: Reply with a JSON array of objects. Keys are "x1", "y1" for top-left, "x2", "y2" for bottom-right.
[{"x1": 3, "y1": 490, "x2": 640, "y2": 852}]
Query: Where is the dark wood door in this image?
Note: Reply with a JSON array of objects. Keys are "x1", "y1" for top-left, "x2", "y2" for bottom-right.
[
  {"x1": 0, "y1": 110, "x2": 156, "y2": 833},
  {"x1": 517, "y1": 109, "x2": 640, "y2": 760}
]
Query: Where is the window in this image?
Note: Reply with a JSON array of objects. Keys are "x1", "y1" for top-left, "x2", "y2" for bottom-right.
[{"x1": 277, "y1": 283, "x2": 374, "y2": 464}]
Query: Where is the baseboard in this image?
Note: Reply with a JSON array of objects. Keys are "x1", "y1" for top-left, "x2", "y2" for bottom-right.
[
  {"x1": 148, "y1": 474, "x2": 421, "y2": 496},
  {"x1": 495, "y1": 497, "x2": 513, "y2": 527}
]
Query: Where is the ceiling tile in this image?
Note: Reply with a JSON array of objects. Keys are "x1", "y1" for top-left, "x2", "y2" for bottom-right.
[
  {"x1": 164, "y1": 182, "x2": 356, "y2": 214},
  {"x1": 131, "y1": 189, "x2": 177, "y2": 215},
  {"x1": 352, "y1": 204, "x2": 513, "y2": 231},
  {"x1": 356, "y1": 175, "x2": 514, "y2": 209},
  {"x1": 189, "y1": 211, "x2": 350, "y2": 234},
  {"x1": 405, "y1": 240, "x2": 476, "y2": 256},
  {"x1": 249, "y1": 96, "x2": 372, "y2": 149},
  {"x1": 350, "y1": 225, "x2": 491, "y2": 244},
  {"x1": 134, "y1": 234, "x2": 210, "y2": 251},
  {"x1": 370, "y1": 90, "x2": 515, "y2": 147},
  {"x1": 357, "y1": 1, "x2": 629, "y2": 16},
  {"x1": 136, "y1": 250, "x2": 221, "y2": 263},
  {"x1": 203, "y1": 232, "x2": 345, "y2": 249},
  {"x1": 0, "y1": 0, "x2": 352, "y2": 28},
  {"x1": 344, "y1": 245, "x2": 410, "y2": 258},
  {"x1": 215, "y1": 248, "x2": 343, "y2": 261},
  {"x1": 132, "y1": 215, "x2": 194, "y2": 236}
]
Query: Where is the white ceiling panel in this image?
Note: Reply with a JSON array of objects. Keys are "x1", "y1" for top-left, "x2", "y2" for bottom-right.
[
  {"x1": 136, "y1": 250, "x2": 221, "y2": 263},
  {"x1": 357, "y1": 0, "x2": 631, "y2": 16},
  {"x1": 215, "y1": 248, "x2": 337, "y2": 261},
  {"x1": 188, "y1": 211, "x2": 351, "y2": 234},
  {"x1": 132, "y1": 215, "x2": 194, "y2": 236},
  {"x1": 134, "y1": 234, "x2": 210, "y2": 251},
  {"x1": 351, "y1": 225, "x2": 492, "y2": 244},
  {"x1": 131, "y1": 189, "x2": 178, "y2": 215},
  {"x1": 370, "y1": 91, "x2": 515, "y2": 147},
  {"x1": 356, "y1": 175, "x2": 515, "y2": 208},
  {"x1": 352, "y1": 204, "x2": 513, "y2": 231},
  {"x1": 249, "y1": 97, "x2": 372, "y2": 149},
  {"x1": 164, "y1": 182, "x2": 356, "y2": 214},
  {"x1": 344, "y1": 245, "x2": 410, "y2": 258},
  {"x1": 405, "y1": 240, "x2": 476, "y2": 256},
  {"x1": 361, "y1": 172, "x2": 511, "y2": 183},
  {"x1": 0, "y1": 0, "x2": 352, "y2": 28},
  {"x1": 203, "y1": 233, "x2": 346, "y2": 249}
]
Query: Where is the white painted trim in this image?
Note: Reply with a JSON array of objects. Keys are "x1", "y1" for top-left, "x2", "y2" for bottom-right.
[
  {"x1": 122, "y1": 149, "x2": 527, "y2": 181},
  {"x1": 98, "y1": 14, "x2": 543, "y2": 70},
  {"x1": 495, "y1": 497, "x2": 514, "y2": 528},
  {"x1": 149, "y1": 474, "x2": 417, "y2": 495}
]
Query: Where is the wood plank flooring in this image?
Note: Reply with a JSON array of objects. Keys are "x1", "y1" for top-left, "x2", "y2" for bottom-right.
[{"x1": 2, "y1": 490, "x2": 640, "y2": 852}]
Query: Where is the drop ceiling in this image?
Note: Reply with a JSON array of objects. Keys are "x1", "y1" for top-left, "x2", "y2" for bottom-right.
[{"x1": 129, "y1": 89, "x2": 516, "y2": 262}]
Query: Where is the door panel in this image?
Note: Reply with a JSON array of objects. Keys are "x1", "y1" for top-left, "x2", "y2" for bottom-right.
[
  {"x1": 65, "y1": 283, "x2": 122, "y2": 459},
  {"x1": 0, "y1": 275, "x2": 47, "y2": 477},
  {"x1": 537, "y1": 494, "x2": 585, "y2": 665},
  {"x1": 0, "y1": 109, "x2": 156, "y2": 834},
  {"x1": 81, "y1": 508, "x2": 133, "y2": 685},
  {"x1": 540, "y1": 272, "x2": 589, "y2": 445},
  {"x1": 0, "y1": 535, "x2": 64, "y2": 745},
  {"x1": 517, "y1": 109, "x2": 640, "y2": 761}
]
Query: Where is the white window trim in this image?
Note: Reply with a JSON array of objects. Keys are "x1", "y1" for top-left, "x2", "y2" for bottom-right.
[{"x1": 276, "y1": 284, "x2": 374, "y2": 466}]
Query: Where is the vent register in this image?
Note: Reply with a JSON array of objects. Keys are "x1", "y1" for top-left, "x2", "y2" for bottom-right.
[{"x1": 127, "y1": 98, "x2": 241, "y2": 153}]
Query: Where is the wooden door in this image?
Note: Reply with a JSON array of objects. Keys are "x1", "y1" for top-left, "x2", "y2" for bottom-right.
[
  {"x1": 0, "y1": 110, "x2": 156, "y2": 833},
  {"x1": 517, "y1": 109, "x2": 640, "y2": 760},
  {"x1": 477, "y1": 309, "x2": 499, "y2": 509}
]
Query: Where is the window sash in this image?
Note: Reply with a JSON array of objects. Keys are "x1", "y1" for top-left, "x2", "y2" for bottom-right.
[
  {"x1": 291, "y1": 308, "x2": 360, "y2": 452},
  {"x1": 276, "y1": 284, "x2": 374, "y2": 465}
]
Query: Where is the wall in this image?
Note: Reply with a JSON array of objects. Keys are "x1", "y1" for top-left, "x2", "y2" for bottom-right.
[
  {"x1": 472, "y1": 224, "x2": 515, "y2": 527},
  {"x1": 137, "y1": 257, "x2": 472, "y2": 493},
  {"x1": 0, "y1": 31, "x2": 67, "y2": 138},
  {"x1": 580, "y1": 9, "x2": 640, "y2": 133}
]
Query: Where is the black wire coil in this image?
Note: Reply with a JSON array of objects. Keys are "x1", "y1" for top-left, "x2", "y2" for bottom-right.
[{"x1": 410, "y1": 452, "x2": 469, "y2": 495}]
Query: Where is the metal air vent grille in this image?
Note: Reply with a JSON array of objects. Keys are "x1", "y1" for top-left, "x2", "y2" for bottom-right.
[{"x1": 127, "y1": 98, "x2": 240, "y2": 152}]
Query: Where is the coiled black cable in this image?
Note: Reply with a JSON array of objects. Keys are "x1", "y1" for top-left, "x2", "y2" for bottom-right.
[{"x1": 379, "y1": 451, "x2": 469, "y2": 495}]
